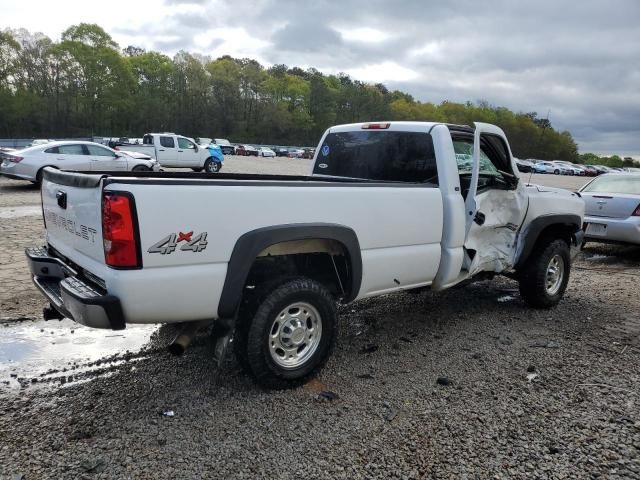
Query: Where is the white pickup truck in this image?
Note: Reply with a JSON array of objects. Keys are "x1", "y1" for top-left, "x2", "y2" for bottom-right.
[
  {"x1": 122, "y1": 133, "x2": 224, "y2": 172},
  {"x1": 26, "y1": 121, "x2": 584, "y2": 388}
]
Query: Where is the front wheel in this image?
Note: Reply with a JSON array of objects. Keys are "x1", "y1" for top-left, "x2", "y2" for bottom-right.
[
  {"x1": 554, "y1": 169, "x2": 560, "y2": 175},
  {"x1": 132, "y1": 165, "x2": 150, "y2": 172},
  {"x1": 237, "y1": 278, "x2": 337, "y2": 389},
  {"x1": 204, "y1": 159, "x2": 221, "y2": 173},
  {"x1": 518, "y1": 239, "x2": 570, "y2": 308}
]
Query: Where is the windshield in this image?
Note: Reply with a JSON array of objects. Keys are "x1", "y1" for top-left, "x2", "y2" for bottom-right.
[
  {"x1": 313, "y1": 130, "x2": 437, "y2": 183},
  {"x1": 581, "y1": 175, "x2": 640, "y2": 195}
]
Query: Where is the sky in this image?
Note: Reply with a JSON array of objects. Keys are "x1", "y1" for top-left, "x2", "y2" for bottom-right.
[{"x1": 1, "y1": 0, "x2": 639, "y2": 157}]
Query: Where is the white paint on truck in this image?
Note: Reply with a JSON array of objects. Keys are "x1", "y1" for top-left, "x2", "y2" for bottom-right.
[{"x1": 33, "y1": 121, "x2": 585, "y2": 326}]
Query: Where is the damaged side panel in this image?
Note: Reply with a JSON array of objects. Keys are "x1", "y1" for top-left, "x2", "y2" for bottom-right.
[{"x1": 463, "y1": 188, "x2": 528, "y2": 275}]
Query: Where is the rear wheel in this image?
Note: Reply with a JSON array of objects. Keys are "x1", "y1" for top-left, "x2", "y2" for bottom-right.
[
  {"x1": 518, "y1": 239, "x2": 570, "y2": 308},
  {"x1": 236, "y1": 277, "x2": 337, "y2": 389}
]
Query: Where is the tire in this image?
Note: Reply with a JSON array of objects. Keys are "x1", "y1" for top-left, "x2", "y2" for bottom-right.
[
  {"x1": 35, "y1": 169, "x2": 44, "y2": 186},
  {"x1": 554, "y1": 169, "x2": 560, "y2": 175},
  {"x1": 35, "y1": 166, "x2": 55, "y2": 186},
  {"x1": 518, "y1": 239, "x2": 571, "y2": 308},
  {"x1": 204, "y1": 158, "x2": 220, "y2": 173},
  {"x1": 237, "y1": 277, "x2": 337, "y2": 389},
  {"x1": 132, "y1": 165, "x2": 150, "y2": 172}
]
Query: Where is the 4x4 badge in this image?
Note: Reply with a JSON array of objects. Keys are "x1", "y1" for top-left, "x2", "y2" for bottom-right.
[{"x1": 148, "y1": 231, "x2": 208, "y2": 254}]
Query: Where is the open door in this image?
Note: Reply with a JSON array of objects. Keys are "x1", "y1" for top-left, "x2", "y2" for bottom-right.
[{"x1": 460, "y1": 123, "x2": 528, "y2": 275}]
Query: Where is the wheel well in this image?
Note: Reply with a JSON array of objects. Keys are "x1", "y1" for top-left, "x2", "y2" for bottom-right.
[
  {"x1": 516, "y1": 219, "x2": 579, "y2": 269},
  {"x1": 536, "y1": 223, "x2": 575, "y2": 248},
  {"x1": 36, "y1": 166, "x2": 58, "y2": 182},
  {"x1": 245, "y1": 239, "x2": 353, "y2": 300}
]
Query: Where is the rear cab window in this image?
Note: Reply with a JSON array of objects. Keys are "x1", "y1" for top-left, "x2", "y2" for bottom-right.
[
  {"x1": 313, "y1": 130, "x2": 438, "y2": 184},
  {"x1": 160, "y1": 136, "x2": 175, "y2": 148}
]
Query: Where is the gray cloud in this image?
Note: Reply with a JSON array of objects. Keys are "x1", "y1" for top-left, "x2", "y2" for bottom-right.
[{"x1": 121, "y1": 0, "x2": 640, "y2": 155}]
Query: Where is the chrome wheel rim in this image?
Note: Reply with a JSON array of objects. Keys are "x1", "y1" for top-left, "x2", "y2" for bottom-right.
[
  {"x1": 268, "y1": 302, "x2": 322, "y2": 369},
  {"x1": 545, "y1": 254, "x2": 565, "y2": 295},
  {"x1": 207, "y1": 162, "x2": 219, "y2": 172}
]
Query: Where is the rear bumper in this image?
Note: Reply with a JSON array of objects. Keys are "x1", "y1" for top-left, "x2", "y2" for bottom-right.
[
  {"x1": 0, "y1": 168, "x2": 34, "y2": 182},
  {"x1": 583, "y1": 215, "x2": 640, "y2": 245},
  {"x1": 26, "y1": 246, "x2": 126, "y2": 330}
]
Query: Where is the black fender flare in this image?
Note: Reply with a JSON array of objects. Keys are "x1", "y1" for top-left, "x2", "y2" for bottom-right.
[
  {"x1": 515, "y1": 214, "x2": 582, "y2": 269},
  {"x1": 218, "y1": 223, "x2": 362, "y2": 318}
]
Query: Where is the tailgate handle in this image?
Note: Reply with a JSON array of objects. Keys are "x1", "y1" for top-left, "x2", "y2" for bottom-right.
[{"x1": 56, "y1": 190, "x2": 67, "y2": 209}]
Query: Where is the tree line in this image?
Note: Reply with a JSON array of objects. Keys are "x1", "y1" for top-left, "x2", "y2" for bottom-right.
[{"x1": 0, "y1": 23, "x2": 609, "y2": 163}]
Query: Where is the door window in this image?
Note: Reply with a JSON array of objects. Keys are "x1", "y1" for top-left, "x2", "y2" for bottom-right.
[
  {"x1": 453, "y1": 136, "x2": 516, "y2": 195},
  {"x1": 87, "y1": 145, "x2": 117, "y2": 157},
  {"x1": 160, "y1": 136, "x2": 175, "y2": 148},
  {"x1": 177, "y1": 137, "x2": 196, "y2": 150},
  {"x1": 58, "y1": 144, "x2": 87, "y2": 155}
]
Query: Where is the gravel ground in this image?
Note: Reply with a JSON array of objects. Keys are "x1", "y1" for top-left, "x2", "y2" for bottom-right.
[{"x1": 1, "y1": 161, "x2": 639, "y2": 479}]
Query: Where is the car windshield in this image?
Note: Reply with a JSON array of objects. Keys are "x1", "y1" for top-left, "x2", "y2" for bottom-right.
[{"x1": 581, "y1": 176, "x2": 640, "y2": 195}]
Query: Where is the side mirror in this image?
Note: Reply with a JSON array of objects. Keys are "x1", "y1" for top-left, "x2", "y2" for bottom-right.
[
  {"x1": 115, "y1": 152, "x2": 125, "y2": 158},
  {"x1": 195, "y1": 146, "x2": 199, "y2": 153}
]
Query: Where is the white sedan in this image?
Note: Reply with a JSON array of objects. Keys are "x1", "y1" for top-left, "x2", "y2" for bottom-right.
[
  {"x1": 0, "y1": 141, "x2": 160, "y2": 184},
  {"x1": 257, "y1": 147, "x2": 276, "y2": 157}
]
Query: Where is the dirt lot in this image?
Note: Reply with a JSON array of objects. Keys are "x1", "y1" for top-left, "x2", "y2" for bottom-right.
[{"x1": 1, "y1": 160, "x2": 639, "y2": 479}]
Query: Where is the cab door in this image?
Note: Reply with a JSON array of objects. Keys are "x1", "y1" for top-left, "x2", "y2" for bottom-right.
[
  {"x1": 176, "y1": 137, "x2": 199, "y2": 167},
  {"x1": 156, "y1": 136, "x2": 177, "y2": 166},
  {"x1": 461, "y1": 123, "x2": 528, "y2": 275}
]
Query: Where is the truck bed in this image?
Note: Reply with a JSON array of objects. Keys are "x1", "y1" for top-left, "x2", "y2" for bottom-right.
[{"x1": 39, "y1": 168, "x2": 445, "y2": 325}]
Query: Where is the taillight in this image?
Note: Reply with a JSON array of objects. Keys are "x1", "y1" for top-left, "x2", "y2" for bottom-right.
[
  {"x1": 102, "y1": 192, "x2": 141, "y2": 268},
  {"x1": 361, "y1": 122, "x2": 390, "y2": 129},
  {"x1": 632, "y1": 204, "x2": 640, "y2": 216},
  {"x1": 9, "y1": 156, "x2": 23, "y2": 163}
]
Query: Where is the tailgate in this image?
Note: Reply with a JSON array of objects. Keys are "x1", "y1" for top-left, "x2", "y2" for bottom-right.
[{"x1": 41, "y1": 169, "x2": 106, "y2": 264}]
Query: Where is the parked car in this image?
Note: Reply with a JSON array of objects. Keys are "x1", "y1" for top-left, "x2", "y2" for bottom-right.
[
  {"x1": 554, "y1": 161, "x2": 585, "y2": 176},
  {"x1": 118, "y1": 133, "x2": 222, "y2": 173},
  {"x1": 27, "y1": 121, "x2": 584, "y2": 388},
  {"x1": 549, "y1": 161, "x2": 572, "y2": 175},
  {"x1": 581, "y1": 174, "x2": 640, "y2": 245},
  {"x1": 534, "y1": 161, "x2": 556, "y2": 174},
  {"x1": 274, "y1": 147, "x2": 289, "y2": 157},
  {"x1": 212, "y1": 138, "x2": 236, "y2": 155},
  {"x1": 516, "y1": 159, "x2": 535, "y2": 173},
  {"x1": 30, "y1": 139, "x2": 54, "y2": 147},
  {"x1": 287, "y1": 148, "x2": 305, "y2": 158},
  {"x1": 0, "y1": 141, "x2": 160, "y2": 184},
  {"x1": 580, "y1": 165, "x2": 598, "y2": 176},
  {"x1": 302, "y1": 148, "x2": 316, "y2": 159},
  {"x1": 588, "y1": 165, "x2": 611, "y2": 175},
  {"x1": 243, "y1": 145, "x2": 259, "y2": 157},
  {"x1": 257, "y1": 147, "x2": 276, "y2": 157}
]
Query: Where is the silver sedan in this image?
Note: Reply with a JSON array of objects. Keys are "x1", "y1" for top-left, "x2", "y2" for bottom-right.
[
  {"x1": 0, "y1": 140, "x2": 160, "y2": 185},
  {"x1": 581, "y1": 173, "x2": 640, "y2": 245}
]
